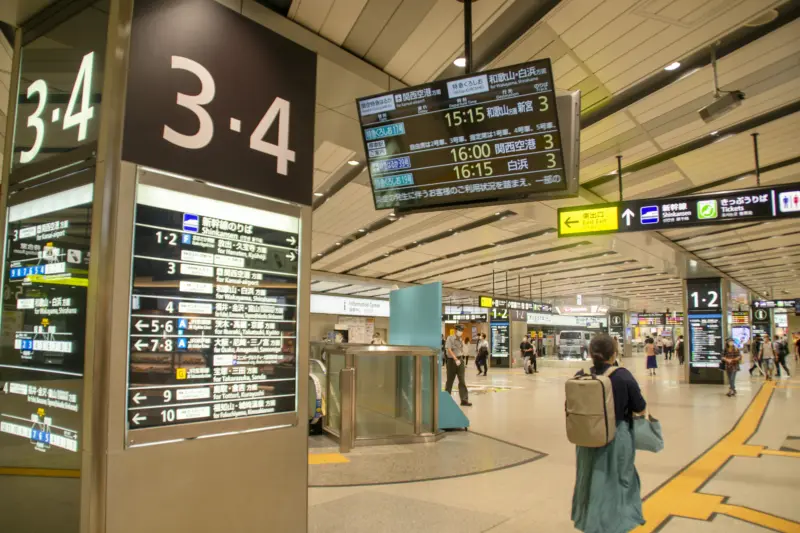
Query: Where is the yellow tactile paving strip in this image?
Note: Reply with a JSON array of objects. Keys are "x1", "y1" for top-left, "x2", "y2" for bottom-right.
[
  {"x1": 1, "y1": 452, "x2": 349, "y2": 477},
  {"x1": 633, "y1": 380, "x2": 800, "y2": 533}
]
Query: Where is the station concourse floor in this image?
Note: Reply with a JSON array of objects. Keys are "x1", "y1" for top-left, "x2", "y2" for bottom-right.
[{"x1": 308, "y1": 354, "x2": 800, "y2": 533}]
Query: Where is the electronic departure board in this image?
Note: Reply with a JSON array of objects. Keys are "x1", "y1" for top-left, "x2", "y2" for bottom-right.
[
  {"x1": 490, "y1": 321, "x2": 510, "y2": 359},
  {"x1": 357, "y1": 59, "x2": 567, "y2": 211},
  {"x1": 0, "y1": 183, "x2": 93, "y2": 460},
  {"x1": 126, "y1": 184, "x2": 299, "y2": 432}
]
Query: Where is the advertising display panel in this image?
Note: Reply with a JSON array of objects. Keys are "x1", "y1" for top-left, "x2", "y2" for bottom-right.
[
  {"x1": 357, "y1": 59, "x2": 568, "y2": 211},
  {"x1": 126, "y1": 182, "x2": 300, "y2": 437}
]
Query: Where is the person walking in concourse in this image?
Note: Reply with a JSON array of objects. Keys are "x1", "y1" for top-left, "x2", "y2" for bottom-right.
[
  {"x1": 476, "y1": 333, "x2": 489, "y2": 376},
  {"x1": 572, "y1": 334, "x2": 647, "y2": 533},
  {"x1": 675, "y1": 335, "x2": 685, "y2": 365},
  {"x1": 723, "y1": 338, "x2": 742, "y2": 397},
  {"x1": 445, "y1": 325, "x2": 472, "y2": 406},
  {"x1": 645, "y1": 337, "x2": 657, "y2": 376},
  {"x1": 775, "y1": 335, "x2": 791, "y2": 377},
  {"x1": 749, "y1": 334, "x2": 763, "y2": 377},
  {"x1": 759, "y1": 334, "x2": 776, "y2": 381}
]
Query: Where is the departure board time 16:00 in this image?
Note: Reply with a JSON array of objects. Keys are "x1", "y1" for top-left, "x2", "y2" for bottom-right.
[{"x1": 356, "y1": 58, "x2": 567, "y2": 211}]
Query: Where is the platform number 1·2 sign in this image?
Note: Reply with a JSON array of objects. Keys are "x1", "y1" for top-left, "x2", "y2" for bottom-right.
[
  {"x1": 19, "y1": 52, "x2": 96, "y2": 164},
  {"x1": 122, "y1": 0, "x2": 316, "y2": 206}
]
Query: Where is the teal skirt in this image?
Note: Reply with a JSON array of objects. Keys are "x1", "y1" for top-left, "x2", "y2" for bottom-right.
[{"x1": 571, "y1": 422, "x2": 645, "y2": 533}]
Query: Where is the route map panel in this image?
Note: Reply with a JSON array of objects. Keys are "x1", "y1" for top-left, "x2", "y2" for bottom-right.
[
  {"x1": 356, "y1": 58, "x2": 567, "y2": 211},
  {"x1": 126, "y1": 184, "x2": 299, "y2": 431},
  {"x1": 0, "y1": 183, "x2": 93, "y2": 459}
]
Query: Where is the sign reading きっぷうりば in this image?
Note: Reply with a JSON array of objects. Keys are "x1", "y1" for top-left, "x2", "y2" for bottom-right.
[{"x1": 558, "y1": 183, "x2": 800, "y2": 237}]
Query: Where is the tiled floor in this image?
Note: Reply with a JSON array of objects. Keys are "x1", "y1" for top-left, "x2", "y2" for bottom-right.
[{"x1": 308, "y1": 355, "x2": 800, "y2": 532}]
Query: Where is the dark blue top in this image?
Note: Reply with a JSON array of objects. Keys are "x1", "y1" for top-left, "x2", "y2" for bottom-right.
[{"x1": 578, "y1": 364, "x2": 646, "y2": 423}]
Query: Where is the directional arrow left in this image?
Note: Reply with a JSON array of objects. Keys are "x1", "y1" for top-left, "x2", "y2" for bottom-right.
[
  {"x1": 134, "y1": 339, "x2": 148, "y2": 351},
  {"x1": 132, "y1": 392, "x2": 145, "y2": 405},
  {"x1": 134, "y1": 319, "x2": 149, "y2": 332},
  {"x1": 131, "y1": 413, "x2": 147, "y2": 426},
  {"x1": 565, "y1": 216, "x2": 577, "y2": 228}
]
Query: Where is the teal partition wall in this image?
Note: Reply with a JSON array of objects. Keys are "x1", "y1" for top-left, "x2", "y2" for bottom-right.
[{"x1": 390, "y1": 283, "x2": 469, "y2": 430}]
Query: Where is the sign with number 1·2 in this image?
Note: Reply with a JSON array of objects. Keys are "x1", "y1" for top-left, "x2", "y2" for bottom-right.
[{"x1": 122, "y1": 0, "x2": 316, "y2": 205}]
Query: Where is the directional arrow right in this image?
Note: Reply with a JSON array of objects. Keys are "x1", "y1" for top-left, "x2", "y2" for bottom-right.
[
  {"x1": 131, "y1": 413, "x2": 147, "y2": 426},
  {"x1": 286, "y1": 236, "x2": 297, "y2": 246},
  {"x1": 622, "y1": 208, "x2": 635, "y2": 226},
  {"x1": 286, "y1": 251, "x2": 297, "y2": 262}
]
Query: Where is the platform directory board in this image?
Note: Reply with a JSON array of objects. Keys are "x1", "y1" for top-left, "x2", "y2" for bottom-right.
[
  {"x1": 126, "y1": 184, "x2": 299, "y2": 433},
  {"x1": 357, "y1": 59, "x2": 567, "y2": 211},
  {"x1": 687, "y1": 279, "x2": 724, "y2": 382},
  {"x1": 0, "y1": 183, "x2": 93, "y2": 459}
]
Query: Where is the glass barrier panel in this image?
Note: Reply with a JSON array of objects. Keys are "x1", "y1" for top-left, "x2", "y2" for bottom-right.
[
  {"x1": 325, "y1": 352, "x2": 344, "y2": 434},
  {"x1": 355, "y1": 354, "x2": 415, "y2": 438}
]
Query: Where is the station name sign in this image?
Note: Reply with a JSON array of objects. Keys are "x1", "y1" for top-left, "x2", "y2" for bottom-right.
[
  {"x1": 356, "y1": 58, "x2": 567, "y2": 212},
  {"x1": 557, "y1": 183, "x2": 800, "y2": 237},
  {"x1": 479, "y1": 295, "x2": 552, "y2": 313}
]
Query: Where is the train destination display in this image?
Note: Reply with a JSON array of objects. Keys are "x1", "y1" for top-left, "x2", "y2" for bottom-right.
[
  {"x1": 490, "y1": 321, "x2": 510, "y2": 359},
  {"x1": 688, "y1": 314, "x2": 723, "y2": 368},
  {"x1": 357, "y1": 59, "x2": 567, "y2": 211},
  {"x1": 558, "y1": 182, "x2": 800, "y2": 237},
  {"x1": 0, "y1": 184, "x2": 93, "y2": 457},
  {"x1": 126, "y1": 184, "x2": 299, "y2": 431}
]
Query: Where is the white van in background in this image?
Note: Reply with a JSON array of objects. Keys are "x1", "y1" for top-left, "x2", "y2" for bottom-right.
[{"x1": 557, "y1": 330, "x2": 592, "y2": 359}]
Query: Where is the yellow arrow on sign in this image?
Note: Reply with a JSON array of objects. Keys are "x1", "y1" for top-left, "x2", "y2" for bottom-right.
[{"x1": 558, "y1": 206, "x2": 620, "y2": 236}]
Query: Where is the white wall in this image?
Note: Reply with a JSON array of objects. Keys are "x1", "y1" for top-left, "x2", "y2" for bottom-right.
[
  {"x1": 0, "y1": 32, "x2": 12, "y2": 171},
  {"x1": 309, "y1": 313, "x2": 390, "y2": 342}
]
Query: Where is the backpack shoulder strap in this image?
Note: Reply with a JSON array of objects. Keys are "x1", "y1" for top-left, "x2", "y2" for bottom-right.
[{"x1": 603, "y1": 366, "x2": 619, "y2": 377}]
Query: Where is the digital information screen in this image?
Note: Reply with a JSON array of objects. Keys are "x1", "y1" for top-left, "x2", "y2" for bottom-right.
[
  {"x1": 688, "y1": 314, "x2": 723, "y2": 368},
  {"x1": 731, "y1": 326, "x2": 750, "y2": 349},
  {"x1": 638, "y1": 313, "x2": 665, "y2": 326},
  {"x1": 731, "y1": 311, "x2": 750, "y2": 325},
  {"x1": 126, "y1": 184, "x2": 299, "y2": 431},
  {"x1": 357, "y1": 59, "x2": 566, "y2": 211},
  {"x1": 490, "y1": 321, "x2": 509, "y2": 358},
  {"x1": 0, "y1": 183, "x2": 93, "y2": 458}
]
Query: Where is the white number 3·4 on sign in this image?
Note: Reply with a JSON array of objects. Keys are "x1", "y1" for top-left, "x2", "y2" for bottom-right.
[{"x1": 163, "y1": 55, "x2": 295, "y2": 175}]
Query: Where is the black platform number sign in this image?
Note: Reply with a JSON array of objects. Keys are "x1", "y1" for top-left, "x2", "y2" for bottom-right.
[{"x1": 122, "y1": 0, "x2": 316, "y2": 205}]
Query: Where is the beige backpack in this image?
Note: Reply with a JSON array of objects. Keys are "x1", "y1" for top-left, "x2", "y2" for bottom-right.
[{"x1": 565, "y1": 367, "x2": 617, "y2": 447}]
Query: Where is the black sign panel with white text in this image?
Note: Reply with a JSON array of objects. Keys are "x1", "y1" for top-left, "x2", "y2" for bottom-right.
[
  {"x1": 123, "y1": 0, "x2": 316, "y2": 205},
  {"x1": 357, "y1": 59, "x2": 567, "y2": 211}
]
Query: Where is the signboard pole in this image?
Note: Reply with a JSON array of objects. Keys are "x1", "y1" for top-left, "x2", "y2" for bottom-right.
[
  {"x1": 752, "y1": 133, "x2": 761, "y2": 186},
  {"x1": 463, "y1": 0, "x2": 473, "y2": 74},
  {"x1": 617, "y1": 155, "x2": 623, "y2": 201}
]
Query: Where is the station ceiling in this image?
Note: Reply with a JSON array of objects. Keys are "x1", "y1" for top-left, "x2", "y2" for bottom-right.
[{"x1": 291, "y1": 0, "x2": 800, "y2": 311}]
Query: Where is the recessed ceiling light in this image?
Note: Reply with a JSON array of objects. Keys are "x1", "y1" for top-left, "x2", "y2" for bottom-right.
[
  {"x1": 335, "y1": 242, "x2": 341, "y2": 246},
  {"x1": 454, "y1": 57, "x2": 467, "y2": 68},
  {"x1": 347, "y1": 160, "x2": 360, "y2": 166},
  {"x1": 664, "y1": 61, "x2": 681, "y2": 71},
  {"x1": 494, "y1": 212, "x2": 501, "y2": 216},
  {"x1": 358, "y1": 228, "x2": 366, "y2": 232},
  {"x1": 313, "y1": 192, "x2": 324, "y2": 197},
  {"x1": 710, "y1": 130, "x2": 719, "y2": 136},
  {"x1": 317, "y1": 253, "x2": 323, "y2": 256}
]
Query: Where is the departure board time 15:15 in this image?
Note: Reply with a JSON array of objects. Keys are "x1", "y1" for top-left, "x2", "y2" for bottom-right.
[{"x1": 356, "y1": 58, "x2": 567, "y2": 211}]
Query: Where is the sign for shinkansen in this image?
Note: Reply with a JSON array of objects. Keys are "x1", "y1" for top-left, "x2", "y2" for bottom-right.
[{"x1": 557, "y1": 183, "x2": 800, "y2": 237}]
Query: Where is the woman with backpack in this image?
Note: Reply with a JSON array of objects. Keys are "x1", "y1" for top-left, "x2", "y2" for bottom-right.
[
  {"x1": 645, "y1": 337, "x2": 657, "y2": 376},
  {"x1": 571, "y1": 334, "x2": 647, "y2": 533}
]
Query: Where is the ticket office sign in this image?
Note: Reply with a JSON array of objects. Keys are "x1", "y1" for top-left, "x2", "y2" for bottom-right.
[
  {"x1": 0, "y1": 183, "x2": 94, "y2": 458},
  {"x1": 357, "y1": 59, "x2": 567, "y2": 211},
  {"x1": 126, "y1": 185, "x2": 299, "y2": 432},
  {"x1": 558, "y1": 183, "x2": 800, "y2": 237}
]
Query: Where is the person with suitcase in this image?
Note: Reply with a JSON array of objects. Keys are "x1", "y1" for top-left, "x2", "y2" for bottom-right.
[{"x1": 567, "y1": 333, "x2": 648, "y2": 533}]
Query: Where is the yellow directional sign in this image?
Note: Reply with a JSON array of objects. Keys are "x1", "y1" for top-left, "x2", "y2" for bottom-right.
[{"x1": 558, "y1": 206, "x2": 619, "y2": 236}]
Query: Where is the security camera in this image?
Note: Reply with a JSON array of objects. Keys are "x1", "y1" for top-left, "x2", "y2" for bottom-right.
[{"x1": 698, "y1": 90, "x2": 745, "y2": 123}]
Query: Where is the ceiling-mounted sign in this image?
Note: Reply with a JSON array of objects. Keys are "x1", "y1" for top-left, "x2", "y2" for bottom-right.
[
  {"x1": 558, "y1": 183, "x2": 800, "y2": 237},
  {"x1": 638, "y1": 313, "x2": 665, "y2": 326},
  {"x1": 310, "y1": 294, "x2": 390, "y2": 318},
  {"x1": 442, "y1": 313, "x2": 488, "y2": 322},
  {"x1": 752, "y1": 308, "x2": 770, "y2": 322},
  {"x1": 356, "y1": 59, "x2": 568, "y2": 212},
  {"x1": 753, "y1": 299, "x2": 796, "y2": 309},
  {"x1": 479, "y1": 296, "x2": 552, "y2": 313},
  {"x1": 122, "y1": 0, "x2": 316, "y2": 205},
  {"x1": 666, "y1": 312, "x2": 684, "y2": 325},
  {"x1": 731, "y1": 311, "x2": 750, "y2": 325}
]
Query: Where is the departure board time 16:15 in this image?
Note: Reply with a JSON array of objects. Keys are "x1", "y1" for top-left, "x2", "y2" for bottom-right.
[{"x1": 356, "y1": 58, "x2": 567, "y2": 212}]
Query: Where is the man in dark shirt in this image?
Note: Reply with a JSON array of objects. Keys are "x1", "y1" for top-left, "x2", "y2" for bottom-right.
[{"x1": 520, "y1": 335, "x2": 537, "y2": 373}]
